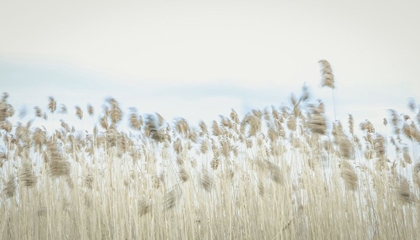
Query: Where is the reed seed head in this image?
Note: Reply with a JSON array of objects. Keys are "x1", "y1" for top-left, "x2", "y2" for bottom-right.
[
  {"x1": 20, "y1": 162, "x2": 37, "y2": 187},
  {"x1": 47, "y1": 140, "x2": 70, "y2": 177},
  {"x1": 201, "y1": 169, "x2": 213, "y2": 191},
  {"x1": 319, "y1": 59, "x2": 335, "y2": 89},
  {"x1": 48, "y1": 96, "x2": 56, "y2": 113},
  {"x1": 75, "y1": 106, "x2": 83, "y2": 120},
  {"x1": 340, "y1": 160, "x2": 358, "y2": 191},
  {"x1": 87, "y1": 104, "x2": 94, "y2": 116},
  {"x1": 179, "y1": 167, "x2": 189, "y2": 183},
  {"x1": 3, "y1": 174, "x2": 16, "y2": 198}
]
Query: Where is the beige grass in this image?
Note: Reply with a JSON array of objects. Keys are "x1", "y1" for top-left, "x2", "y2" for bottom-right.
[{"x1": 1, "y1": 78, "x2": 420, "y2": 239}]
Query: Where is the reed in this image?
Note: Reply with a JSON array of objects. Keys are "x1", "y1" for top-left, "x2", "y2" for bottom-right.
[{"x1": 0, "y1": 62, "x2": 419, "y2": 239}]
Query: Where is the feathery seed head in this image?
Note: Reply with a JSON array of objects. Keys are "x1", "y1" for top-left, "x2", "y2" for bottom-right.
[
  {"x1": 210, "y1": 157, "x2": 219, "y2": 170},
  {"x1": 3, "y1": 174, "x2": 16, "y2": 198},
  {"x1": 287, "y1": 116, "x2": 297, "y2": 131},
  {"x1": 87, "y1": 104, "x2": 94, "y2": 116},
  {"x1": 201, "y1": 169, "x2": 213, "y2": 191},
  {"x1": 340, "y1": 160, "x2": 358, "y2": 191},
  {"x1": 199, "y1": 120, "x2": 208, "y2": 136},
  {"x1": 48, "y1": 96, "x2": 56, "y2": 113},
  {"x1": 179, "y1": 167, "x2": 189, "y2": 183},
  {"x1": 47, "y1": 140, "x2": 70, "y2": 177},
  {"x1": 403, "y1": 147, "x2": 412, "y2": 164},
  {"x1": 211, "y1": 120, "x2": 221, "y2": 136},
  {"x1": 318, "y1": 59, "x2": 335, "y2": 89},
  {"x1": 34, "y1": 106, "x2": 42, "y2": 118},
  {"x1": 200, "y1": 139, "x2": 209, "y2": 154},
  {"x1": 20, "y1": 162, "x2": 37, "y2": 187},
  {"x1": 348, "y1": 114, "x2": 354, "y2": 135},
  {"x1": 164, "y1": 186, "x2": 181, "y2": 210},
  {"x1": 265, "y1": 161, "x2": 283, "y2": 185},
  {"x1": 408, "y1": 98, "x2": 416, "y2": 112},
  {"x1": 308, "y1": 113, "x2": 327, "y2": 135},
  {"x1": 138, "y1": 199, "x2": 151, "y2": 216},
  {"x1": 129, "y1": 112, "x2": 142, "y2": 130},
  {"x1": 75, "y1": 106, "x2": 83, "y2": 120},
  {"x1": 59, "y1": 104, "x2": 67, "y2": 114},
  {"x1": 0, "y1": 120, "x2": 12, "y2": 133},
  {"x1": 414, "y1": 162, "x2": 420, "y2": 173},
  {"x1": 395, "y1": 175, "x2": 412, "y2": 204},
  {"x1": 230, "y1": 108, "x2": 240, "y2": 124},
  {"x1": 173, "y1": 138, "x2": 183, "y2": 154}
]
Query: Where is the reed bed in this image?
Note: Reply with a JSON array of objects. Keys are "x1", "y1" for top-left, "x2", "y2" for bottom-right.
[{"x1": 1, "y1": 63, "x2": 420, "y2": 239}]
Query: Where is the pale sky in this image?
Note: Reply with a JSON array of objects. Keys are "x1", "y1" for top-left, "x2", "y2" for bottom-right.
[{"x1": 1, "y1": 0, "x2": 419, "y2": 129}]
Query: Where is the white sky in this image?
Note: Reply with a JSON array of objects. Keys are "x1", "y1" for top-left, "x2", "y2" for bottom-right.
[{"x1": 1, "y1": 0, "x2": 420, "y2": 129}]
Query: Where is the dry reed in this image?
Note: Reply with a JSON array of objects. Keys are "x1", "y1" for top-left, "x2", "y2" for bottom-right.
[{"x1": 0, "y1": 68, "x2": 419, "y2": 239}]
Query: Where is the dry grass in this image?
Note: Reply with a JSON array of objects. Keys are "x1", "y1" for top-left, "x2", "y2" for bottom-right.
[{"x1": 1, "y1": 69, "x2": 420, "y2": 239}]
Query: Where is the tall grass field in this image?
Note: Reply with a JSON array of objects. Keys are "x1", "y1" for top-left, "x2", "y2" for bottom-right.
[{"x1": 1, "y1": 60, "x2": 419, "y2": 239}]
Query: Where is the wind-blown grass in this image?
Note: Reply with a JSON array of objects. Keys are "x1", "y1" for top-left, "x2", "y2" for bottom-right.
[{"x1": 1, "y1": 75, "x2": 420, "y2": 239}]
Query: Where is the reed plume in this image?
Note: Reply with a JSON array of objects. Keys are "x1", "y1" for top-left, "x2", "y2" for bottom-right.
[
  {"x1": 0, "y1": 93, "x2": 14, "y2": 122},
  {"x1": 3, "y1": 174, "x2": 16, "y2": 198},
  {"x1": 0, "y1": 120, "x2": 12, "y2": 133},
  {"x1": 129, "y1": 110, "x2": 142, "y2": 130},
  {"x1": 340, "y1": 160, "x2": 358, "y2": 191},
  {"x1": 230, "y1": 108, "x2": 240, "y2": 124},
  {"x1": 59, "y1": 104, "x2": 67, "y2": 114},
  {"x1": 319, "y1": 59, "x2": 335, "y2": 89},
  {"x1": 319, "y1": 59, "x2": 336, "y2": 120},
  {"x1": 348, "y1": 114, "x2": 354, "y2": 135},
  {"x1": 333, "y1": 122, "x2": 353, "y2": 159},
  {"x1": 164, "y1": 187, "x2": 181, "y2": 210},
  {"x1": 395, "y1": 175, "x2": 412, "y2": 203},
  {"x1": 0, "y1": 97, "x2": 7, "y2": 122},
  {"x1": 138, "y1": 198, "x2": 151, "y2": 216},
  {"x1": 308, "y1": 102, "x2": 327, "y2": 135},
  {"x1": 266, "y1": 160, "x2": 283, "y2": 185},
  {"x1": 34, "y1": 106, "x2": 42, "y2": 118},
  {"x1": 179, "y1": 167, "x2": 189, "y2": 183},
  {"x1": 145, "y1": 114, "x2": 166, "y2": 142},
  {"x1": 108, "y1": 98, "x2": 123, "y2": 124},
  {"x1": 47, "y1": 139, "x2": 70, "y2": 177},
  {"x1": 201, "y1": 168, "x2": 213, "y2": 191},
  {"x1": 87, "y1": 104, "x2": 94, "y2": 116},
  {"x1": 48, "y1": 96, "x2": 56, "y2": 114},
  {"x1": 211, "y1": 120, "x2": 221, "y2": 136},
  {"x1": 75, "y1": 106, "x2": 83, "y2": 120}
]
